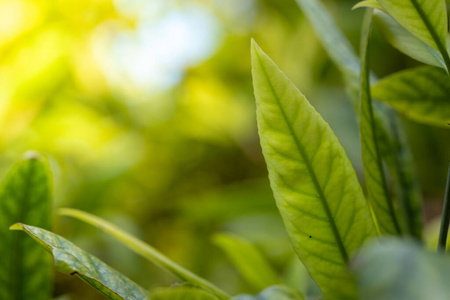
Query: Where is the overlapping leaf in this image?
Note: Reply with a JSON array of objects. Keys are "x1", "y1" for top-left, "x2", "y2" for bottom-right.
[
  {"x1": 359, "y1": 12, "x2": 401, "y2": 235},
  {"x1": 10, "y1": 223, "x2": 148, "y2": 300},
  {"x1": 353, "y1": 238, "x2": 450, "y2": 300},
  {"x1": 0, "y1": 152, "x2": 52, "y2": 300},
  {"x1": 251, "y1": 40, "x2": 376, "y2": 299},
  {"x1": 231, "y1": 285, "x2": 304, "y2": 300},
  {"x1": 372, "y1": 66, "x2": 450, "y2": 127},
  {"x1": 58, "y1": 208, "x2": 229, "y2": 300},
  {"x1": 213, "y1": 233, "x2": 280, "y2": 291}
]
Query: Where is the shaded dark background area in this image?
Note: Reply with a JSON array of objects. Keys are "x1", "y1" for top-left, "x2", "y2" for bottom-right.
[{"x1": 0, "y1": 0, "x2": 449, "y2": 298}]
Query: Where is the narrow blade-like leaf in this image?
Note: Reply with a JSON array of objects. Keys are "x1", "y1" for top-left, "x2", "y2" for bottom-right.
[
  {"x1": 251, "y1": 40, "x2": 376, "y2": 299},
  {"x1": 213, "y1": 233, "x2": 280, "y2": 291},
  {"x1": 372, "y1": 66, "x2": 450, "y2": 127},
  {"x1": 58, "y1": 208, "x2": 229, "y2": 300},
  {"x1": 231, "y1": 285, "x2": 305, "y2": 300},
  {"x1": 378, "y1": 0, "x2": 450, "y2": 70},
  {"x1": 374, "y1": 10, "x2": 446, "y2": 70},
  {"x1": 10, "y1": 223, "x2": 148, "y2": 300},
  {"x1": 353, "y1": 238, "x2": 450, "y2": 300},
  {"x1": 359, "y1": 12, "x2": 401, "y2": 235},
  {"x1": 0, "y1": 152, "x2": 52, "y2": 300},
  {"x1": 353, "y1": 0, "x2": 384, "y2": 11}
]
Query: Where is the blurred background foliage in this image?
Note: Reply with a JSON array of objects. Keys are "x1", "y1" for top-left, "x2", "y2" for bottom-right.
[{"x1": 0, "y1": 0, "x2": 449, "y2": 298}]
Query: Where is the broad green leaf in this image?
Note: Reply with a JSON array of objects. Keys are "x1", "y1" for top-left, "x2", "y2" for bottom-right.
[
  {"x1": 251, "y1": 40, "x2": 377, "y2": 299},
  {"x1": 231, "y1": 285, "x2": 305, "y2": 300},
  {"x1": 213, "y1": 233, "x2": 280, "y2": 291},
  {"x1": 353, "y1": 238, "x2": 450, "y2": 300},
  {"x1": 0, "y1": 152, "x2": 52, "y2": 300},
  {"x1": 374, "y1": 10, "x2": 446, "y2": 70},
  {"x1": 372, "y1": 66, "x2": 450, "y2": 127},
  {"x1": 151, "y1": 287, "x2": 218, "y2": 300},
  {"x1": 352, "y1": 0, "x2": 384, "y2": 11},
  {"x1": 359, "y1": 12, "x2": 401, "y2": 235},
  {"x1": 10, "y1": 223, "x2": 148, "y2": 300},
  {"x1": 58, "y1": 208, "x2": 229, "y2": 300},
  {"x1": 295, "y1": 0, "x2": 423, "y2": 240},
  {"x1": 378, "y1": 0, "x2": 450, "y2": 70}
]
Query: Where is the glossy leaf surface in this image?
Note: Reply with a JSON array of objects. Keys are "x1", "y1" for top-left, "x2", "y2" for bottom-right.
[
  {"x1": 231, "y1": 285, "x2": 304, "y2": 300},
  {"x1": 213, "y1": 233, "x2": 280, "y2": 291},
  {"x1": 359, "y1": 12, "x2": 401, "y2": 235},
  {"x1": 354, "y1": 238, "x2": 450, "y2": 300},
  {"x1": 58, "y1": 208, "x2": 229, "y2": 300},
  {"x1": 10, "y1": 223, "x2": 148, "y2": 300},
  {"x1": 251, "y1": 40, "x2": 376, "y2": 299},
  {"x1": 0, "y1": 152, "x2": 52, "y2": 300},
  {"x1": 372, "y1": 66, "x2": 450, "y2": 127},
  {"x1": 374, "y1": 10, "x2": 446, "y2": 70},
  {"x1": 378, "y1": 0, "x2": 449, "y2": 69}
]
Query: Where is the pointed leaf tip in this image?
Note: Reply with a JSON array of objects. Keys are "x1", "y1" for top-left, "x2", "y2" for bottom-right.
[{"x1": 9, "y1": 223, "x2": 24, "y2": 231}]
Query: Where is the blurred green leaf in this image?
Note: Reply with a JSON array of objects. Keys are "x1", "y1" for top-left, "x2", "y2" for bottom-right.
[
  {"x1": 0, "y1": 152, "x2": 52, "y2": 300},
  {"x1": 372, "y1": 66, "x2": 450, "y2": 127},
  {"x1": 10, "y1": 223, "x2": 148, "y2": 300},
  {"x1": 251, "y1": 40, "x2": 376, "y2": 299},
  {"x1": 373, "y1": 10, "x2": 446, "y2": 70},
  {"x1": 359, "y1": 12, "x2": 401, "y2": 235},
  {"x1": 231, "y1": 285, "x2": 304, "y2": 300},
  {"x1": 353, "y1": 238, "x2": 450, "y2": 300},
  {"x1": 213, "y1": 233, "x2": 280, "y2": 291},
  {"x1": 150, "y1": 286, "x2": 218, "y2": 300},
  {"x1": 58, "y1": 208, "x2": 230, "y2": 300},
  {"x1": 378, "y1": 0, "x2": 450, "y2": 70},
  {"x1": 353, "y1": 0, "x2": 384, "y2": 11}
]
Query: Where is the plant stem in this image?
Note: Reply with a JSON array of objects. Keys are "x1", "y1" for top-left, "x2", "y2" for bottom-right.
[{"x1": 438, "y1": 163, "x2": 450, "y2": 253}]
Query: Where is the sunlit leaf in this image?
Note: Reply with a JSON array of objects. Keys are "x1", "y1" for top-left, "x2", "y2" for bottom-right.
[
  {"x1": 151, "y1": 286, "x2": 218, "y2": 300},
  {"x1": 359, "y1": 12, "x2": 401, "y2": 235},
  {"x1": 353, "y1": 238, "x2": 450, "y2": 300},
  {"x1": 213, "y1": 233, "x2": 280, "y2": 291},
  {"x1": 10, "y1": 223, "x2": 148, "y2": 300},
  {"x1": 373, "y1": 10, "x2": 446, "y2": 70},
  {"x1": 352, "y1": 0, "x2": 384, "y2": 11},
  {"x1": 231, "y1": 285, "x2": 305, "y2": 300},
  {"x1": 251, "y1": 40, "x2": 377, "y2": 299},
  {"x1": 372, "y1": 66, "x2": 450, "y2": 127},
  {"x1": 378, "y1": 0, "x2": 450, "y2": 70},
  {"x1": 58, "y1": 208, "x2": 230, "y2": 300},
  {"x1": 0, "y1": 152, "x2": 52, "y2": 300}
]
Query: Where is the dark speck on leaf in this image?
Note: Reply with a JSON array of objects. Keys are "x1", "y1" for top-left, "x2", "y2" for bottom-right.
[{"x1": 309, "y1": 236, "x2": 312, "y2": 238}]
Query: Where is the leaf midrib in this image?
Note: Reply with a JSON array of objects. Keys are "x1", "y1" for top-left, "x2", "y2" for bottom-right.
[{"x1": 255, "y1": 51, "x2": 349, "y2": 262}]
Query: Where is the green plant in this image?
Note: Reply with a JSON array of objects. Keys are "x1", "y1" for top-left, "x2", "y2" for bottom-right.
[{"x1": 3, "y1": 0, "x2": 450, "y2": 299}]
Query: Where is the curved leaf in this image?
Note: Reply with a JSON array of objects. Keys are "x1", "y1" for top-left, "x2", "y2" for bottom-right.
[
  {"x1": 0, "y1": 152, "x2": 52, "y2": 300},
  {"x1": 360, "y1": 12, "x2": 401, "y2": 235},
  {"x1": 231, "y1": 285, "x2": 304, "y2": 300},
  {"x1": 372, "y1": 66, "x2": 450, "y2": 127},
  {"x1": 378, "y1": 0, "x2": 450, "y2": 70},
  {"x1": 58, "y1": 208, "x2": 229, "y2": 300},
  {"x1": 151, "y1": 287, "x2": 218, "y2": 300},
  {"x1": 10, "y1": 223, "x2": 148, "y2": 300},
  {"x1": 353, "y1": 238, "x2": 450, "y2": 300},
  {"x1": 374, "y1": 10, "x2": 446, "y2": 70},
  {"x1": 251, "y1": 40, "x2": 376, "y2": 299},
  {"x1": 213, "y1": 233, "x2": 280, "y2": 291},
  {"x1": 353, "y1": 0, "x2": 385, "y2": 11}
]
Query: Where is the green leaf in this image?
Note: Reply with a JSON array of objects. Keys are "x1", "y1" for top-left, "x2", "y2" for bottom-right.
[
  {"x1": 58, "y1": 208, "x2": 229, "y2": 300},
  {"x1": 251, "y1": 40, "x2": 377, "y2": 299},
  {"x1": 373, "y1": 10, "x2": 446, "y2": 70},
  {"x1": 359, "y1": 12, "x2": 402, "y2": 235},
  {"x1": 372, "y1": 66, "x2": 450, "y2": 127},
  {"x1": 353, "y1": 238, "x2": 450, "y2": 300},
  {"x1": 213, "y1": 233, "x2": 280, "y2": 291},
  {"x1": 0, "y1": 152, "x2": 52, "y2": 300},
  {"x1": 378, "y1": 0, "x2": 450, "y2": 70},
  {"x1": 231, "y1": 285, "x2": 305, "y2": 300},
  {"x1": 151, "y1": 287, "x2": 218, "y2": 300},
  {"x1": 352, "y1": 0, "x2": 385, "y2": 11},
  {"x1": 10, "y1": 223, "x2": 148, "y2": 300}
]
